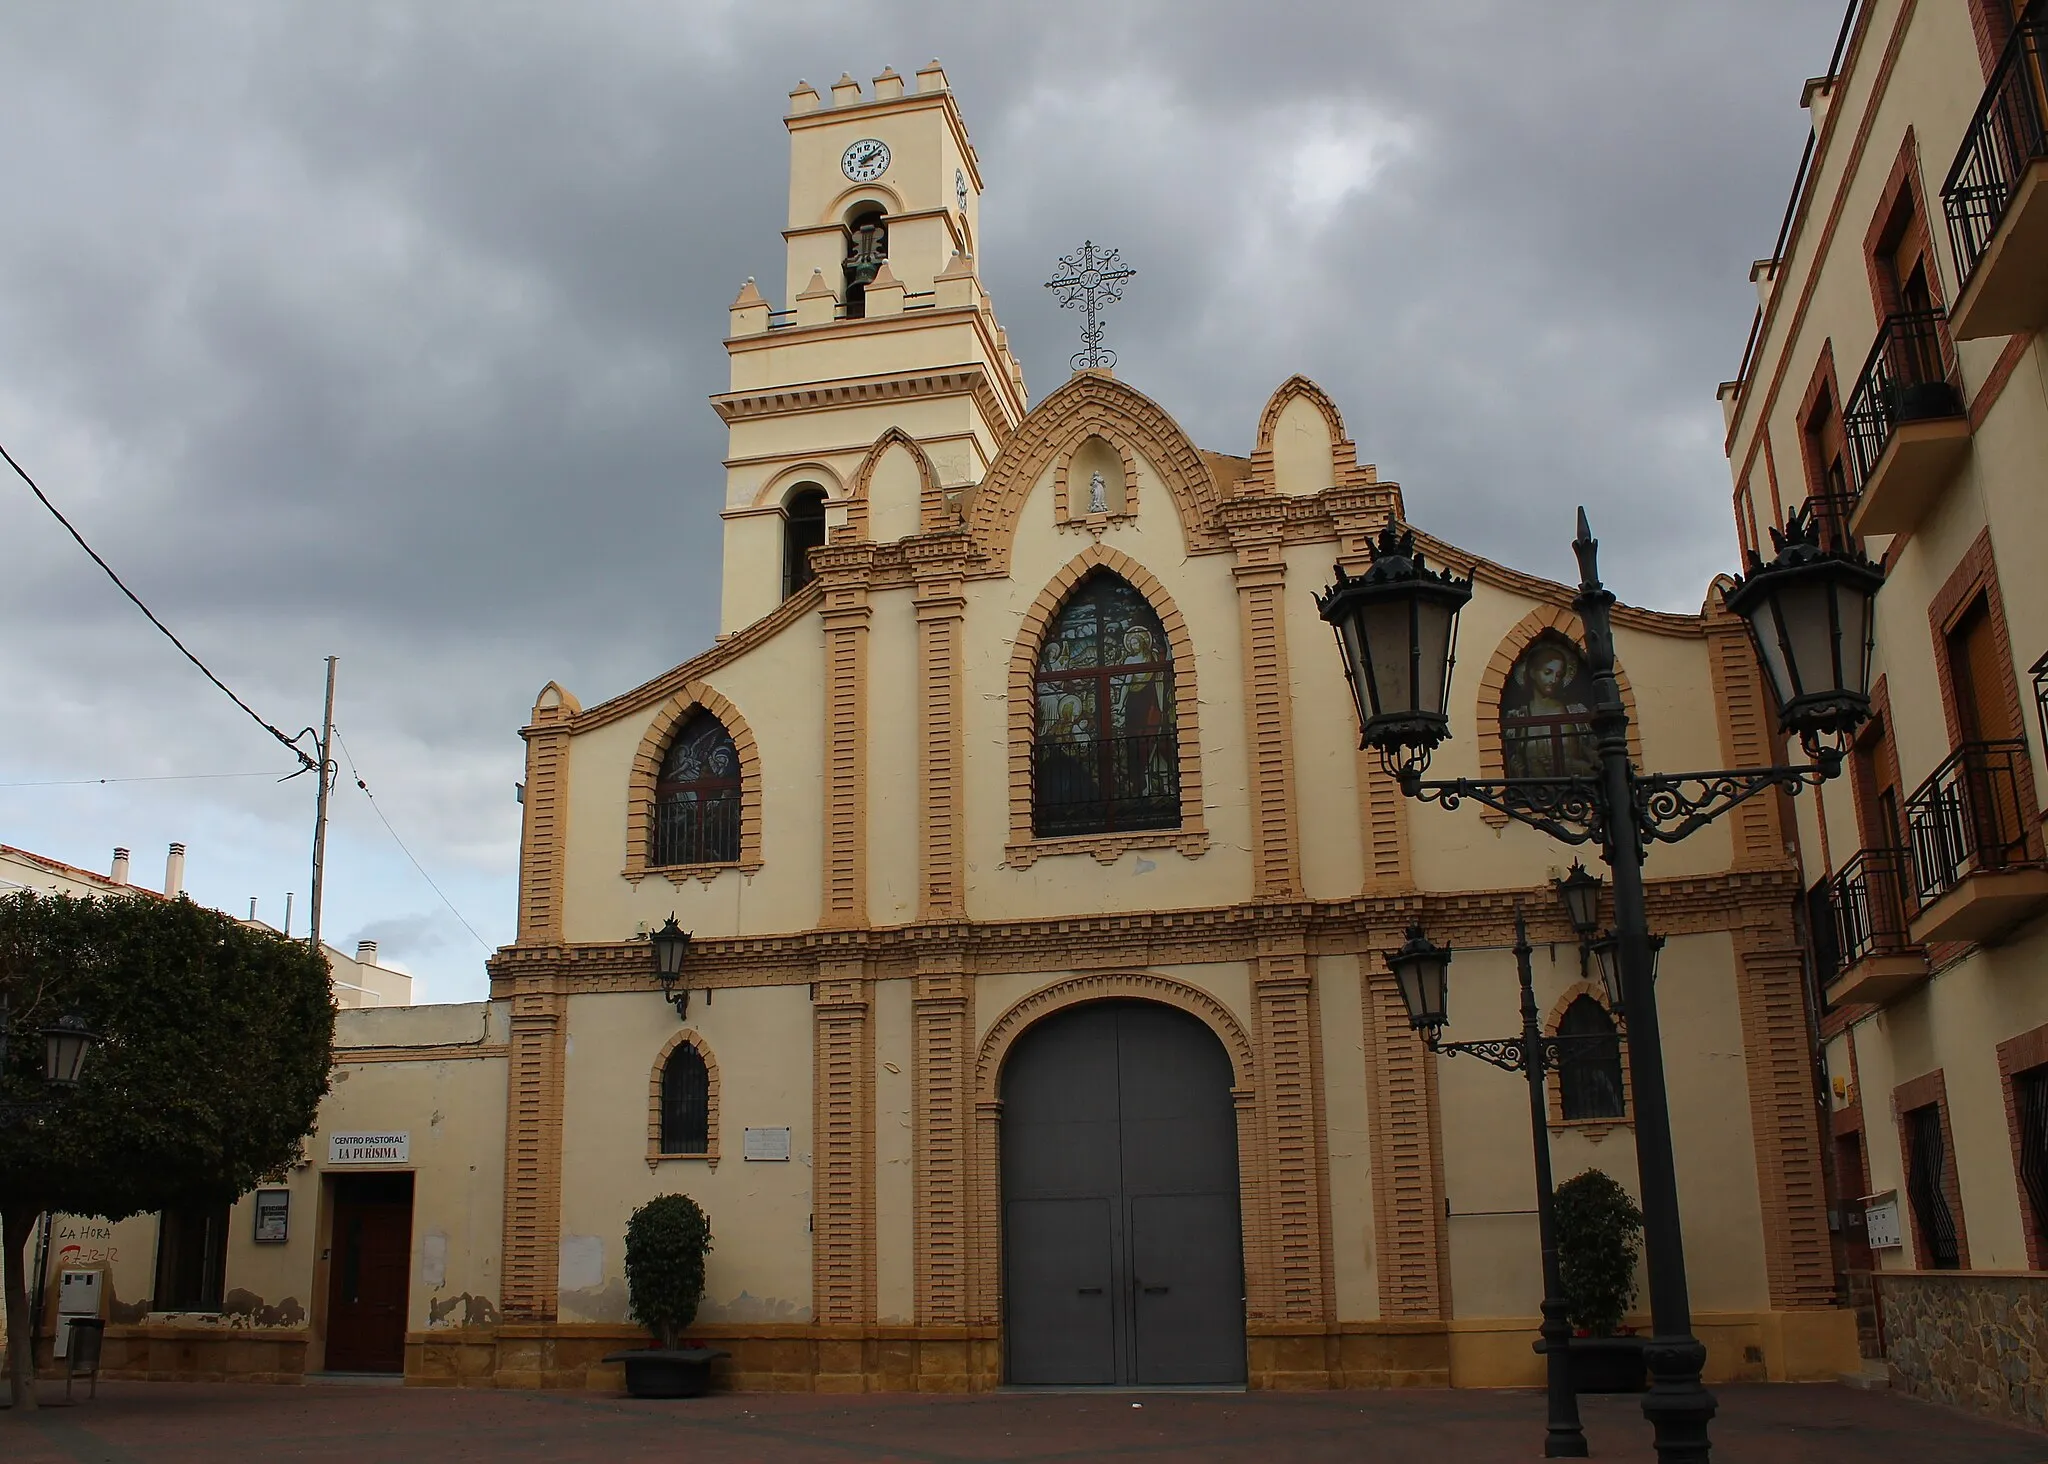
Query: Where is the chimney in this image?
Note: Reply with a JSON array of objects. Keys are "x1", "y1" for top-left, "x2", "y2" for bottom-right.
[
  {"x1": 164, "y1": 842, "x2": 185, "y2": 897},
  {"x1": 356, "y1": 940, "x2": 379, "y2": 967},
  {"x1": 111, "y1": 847, "x2": 130, "y2": 885}
]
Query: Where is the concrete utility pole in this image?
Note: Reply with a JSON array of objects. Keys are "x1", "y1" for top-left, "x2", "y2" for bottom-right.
[{"x1": 309, "y1": 655, "x2": 337, "y2": 955}]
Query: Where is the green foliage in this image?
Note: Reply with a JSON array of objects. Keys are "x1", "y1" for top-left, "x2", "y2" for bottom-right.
[
  {"x1": 1554, "y1": 1167, "x2": 1644, "y2": 1336},
  {"x1": 624, "y1": 1193, "x2": 713, "y2": 1350},
  {"x1": 0, "y1": 890, "x2": 335, "y2": 1219}
]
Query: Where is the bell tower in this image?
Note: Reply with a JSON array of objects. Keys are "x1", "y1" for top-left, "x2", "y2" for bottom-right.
[{"x1": 713, "y1": 63, "x2": 1029, "y2": 634}]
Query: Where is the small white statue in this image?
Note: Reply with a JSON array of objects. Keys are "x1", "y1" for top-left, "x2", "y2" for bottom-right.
[{"x1": 1087, "y1": 470, "x2": 1110, "y2": 514}]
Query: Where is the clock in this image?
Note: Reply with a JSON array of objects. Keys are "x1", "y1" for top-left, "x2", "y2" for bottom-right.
[
  {"x1": 955, "y1": 168, "x2": 968, "y2": 212},
  {"x1": 841, "y1": 138, "x2": 890, "y2": 181}
]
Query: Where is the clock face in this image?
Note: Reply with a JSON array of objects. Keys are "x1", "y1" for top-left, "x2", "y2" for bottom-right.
[
  {"x1": 955, "y1": 168, "x2": 968, "y2": 211},
  {"x1": 841, "y1": 138, "x2": 890, "y2": 181}
]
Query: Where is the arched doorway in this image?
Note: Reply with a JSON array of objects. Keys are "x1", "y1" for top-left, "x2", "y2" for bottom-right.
[{"x1": 999, "y1": 999, "x2": 1245, "y2": 1385}]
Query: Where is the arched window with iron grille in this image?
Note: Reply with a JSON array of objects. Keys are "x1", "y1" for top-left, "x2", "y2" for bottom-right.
[
  {"x1": 1031, "y1": 572, "x2": 1179, "y2": 838},
  {"x1": 653, "y1": 711, "x2": 741, "y2": 866},
  {"x1": 661, "y1": 1042, "x2": 710, "y2": 1155},
  {"x1": 1558, "y1": 996, "x2": 1626, "y2": 1121}
]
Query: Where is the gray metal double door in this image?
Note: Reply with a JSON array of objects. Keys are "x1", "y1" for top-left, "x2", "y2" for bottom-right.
[{"x1": 1001, "y1": 999, "x2": 1246, "y2": 1386}]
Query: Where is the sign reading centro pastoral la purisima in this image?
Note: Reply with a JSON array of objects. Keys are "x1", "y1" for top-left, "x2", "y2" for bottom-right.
[{"x1": 329, "y1": 1131, "x2": 410, "y2": 1165}]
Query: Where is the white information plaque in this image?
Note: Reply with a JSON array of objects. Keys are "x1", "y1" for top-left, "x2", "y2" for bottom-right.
[
  {"x1": 743, "y1": 1126, "x2": 792, "y2": 1162},
  {"x1": 1863, "y1": 1189, "x2": 1903, "y2": 1250},
  {"x1": 329, "y1": 1131, "x2": 410, "y2": 1165}
]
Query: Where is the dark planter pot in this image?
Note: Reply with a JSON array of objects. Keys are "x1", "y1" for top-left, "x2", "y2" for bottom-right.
[
  {"x1": 602, "y1": 1346, "x2": 730, "y2": 1399},
  {"x1": 1566, "y1": 1335, "x2": 1647, "y2": 1394}
]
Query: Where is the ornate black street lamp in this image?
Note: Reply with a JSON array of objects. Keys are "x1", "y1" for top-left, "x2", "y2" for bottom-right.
[
  {"x1": 0, "y1": 999, "x2": 99, "y2": 1127},
  {"x1": 1387, "y1": 909, "x2": 1625, "y2": 1458},
  {"x1": 1321, "y1": 507, "x2": 1879, "y2": 1463},
  {"x1": 649, "y1": 914, "x2": 694, "y2": 1021}
]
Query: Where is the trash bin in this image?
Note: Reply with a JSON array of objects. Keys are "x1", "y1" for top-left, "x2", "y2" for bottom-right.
[{"x1": 65, "y1": 1317, "x2": 105, "y2": 1401}]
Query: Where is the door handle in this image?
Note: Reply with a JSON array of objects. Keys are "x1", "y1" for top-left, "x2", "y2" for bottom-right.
[
  {"x1": 1077, "y1": 1287, "x2": 1104, "y2": 1295},
  {"x1": 1142, "y1": 1285, "x2": 1170, "y2": 1294}
]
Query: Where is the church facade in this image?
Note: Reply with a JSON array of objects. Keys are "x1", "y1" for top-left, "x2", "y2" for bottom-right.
[{"x1": 29, "y1": 67, "x2": 1860, "y2": 1392}]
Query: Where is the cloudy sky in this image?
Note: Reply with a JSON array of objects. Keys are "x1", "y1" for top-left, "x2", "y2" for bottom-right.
[{"x1": 0, "y1": 2, "x2": 1847, "y2": 1003}]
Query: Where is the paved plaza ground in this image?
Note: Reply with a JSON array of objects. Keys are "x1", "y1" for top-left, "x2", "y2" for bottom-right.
[{"x1": 2, "y1": 1380, "x2": 2043, "y2": 1462}]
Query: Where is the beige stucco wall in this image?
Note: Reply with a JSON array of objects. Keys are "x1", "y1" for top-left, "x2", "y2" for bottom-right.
[
  {"x1": 311, "y1": 1003, "x2": 510, "y2": 1338},
  {"x1": 557, "y1": 983, "x2": 815, "y2": 1324},
  {"x1": 1727, "y1": 0, "x2": 2048, "y2": 1296}
]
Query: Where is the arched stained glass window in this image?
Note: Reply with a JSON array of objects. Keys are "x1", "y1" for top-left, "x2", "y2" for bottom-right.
[
  {"x1": 1558, "y1": 996, "x2": 1626, "y2": 1121},
  {"x1": 653, "y1": 712, "x2": 741, "y2": 866},
  {"x1": 1032, "y1": 572, "x2": 1179, "y2": 838},
  {"x1": 1501, "y1": 632, "x2": 1600, "y2": 782},
  {"x1": 661, "y1": 1042, "x2": 710, "y2": 1154}
]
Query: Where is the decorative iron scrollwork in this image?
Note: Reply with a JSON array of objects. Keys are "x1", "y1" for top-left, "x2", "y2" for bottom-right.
[{"x1": 1399, "y1": 772, "x2": 1607, "y2": 847}]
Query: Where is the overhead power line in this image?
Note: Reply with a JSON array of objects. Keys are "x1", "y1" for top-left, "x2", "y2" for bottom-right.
[
  {"x1": 0, "y1": 438, "x2": 317, "y2": 772},
  {"x1": 0, "y1": 771, "x2": 288, "y2": 788},
  {"x1": 331, "y1": 728, "x2": 490, "y2": 952}
]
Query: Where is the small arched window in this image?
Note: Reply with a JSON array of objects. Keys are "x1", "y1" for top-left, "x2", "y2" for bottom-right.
[
  {"x1": 1501, "y1": 632, "x2": 1599, "y2": 782},
  {"x1": 1558, "y1": 996, "x2": 1626, "y2": 1121},
  {"x1": 843, "y1": 209, "x2": 888, "y2": 319},
  {"x1": 1033, "y1": 572, "x2": 1178, "y2": 838},
  {"x1": 661, "y1": 1042, "x2": 710, "y2": 1154},
  {"x1": 653, "y1": 712, "x2": 741, "y2": 866},
  {"x1": 783, "y1": 485, "x2": 828, "y2": 598}
]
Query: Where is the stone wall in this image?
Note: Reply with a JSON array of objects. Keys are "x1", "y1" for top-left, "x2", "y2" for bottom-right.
[{"x1": 1877, "y1": 1272, "x2": 2047, "y2": 1430}]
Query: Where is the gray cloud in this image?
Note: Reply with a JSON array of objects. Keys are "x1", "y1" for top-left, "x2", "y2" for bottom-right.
[{"x1": 0, "y1": 1, "x2": 1846, "y2": 999}]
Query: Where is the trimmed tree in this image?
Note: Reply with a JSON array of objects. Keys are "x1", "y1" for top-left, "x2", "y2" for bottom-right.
[
  {"x1": 1554, "y1": 1167, "x2": 1645, "y2": 1336},
  {"x1": 0, "y1": 892, "x2": 334, "y2": 1408},
  {"x1": 624, "y1": 1194, "x2": 713, "y2": 1351}
]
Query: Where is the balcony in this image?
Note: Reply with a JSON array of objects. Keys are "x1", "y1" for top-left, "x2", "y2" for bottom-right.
[
  {"x1": 1904, "y1": 740, "x2": 2048, "y2": 945},
  {"x1": 1826, "y1": 847, "x2": 1929, "y2": 1006},
  {"x1": 1943, "y1": 1, "x2": 2048, "y2": 340},
  {"x1": 1843, "y1": 308, "x2": 1971, "y2": 537}
]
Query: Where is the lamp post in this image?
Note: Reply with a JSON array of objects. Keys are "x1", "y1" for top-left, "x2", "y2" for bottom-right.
[
  {"x1": 0, "y1": 998, "x2": 99, "y2": 1127},
  {"x1": 1319, "y1": 506, "x2": 1880, "y2": 1463},
  {"x1": 1388, "y1": 909, "x2": 1627, "y2": 1458},
  {"x1": 649, "y1": 914, "x2": 694, "y2": 1021}
]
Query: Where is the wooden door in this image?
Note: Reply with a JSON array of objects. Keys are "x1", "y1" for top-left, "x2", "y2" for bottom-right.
[{"x1": 324, "y1": 1173, "x2": 414, "y2": 1373}]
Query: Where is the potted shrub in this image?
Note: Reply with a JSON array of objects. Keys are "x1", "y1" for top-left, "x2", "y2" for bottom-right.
[
  {"x1": 603, "y1": 1193, "x2": 728, "y2": 1398},
  {"x1": 1553, "y1": 1168, "x2": 1647, "y2": 1394}
]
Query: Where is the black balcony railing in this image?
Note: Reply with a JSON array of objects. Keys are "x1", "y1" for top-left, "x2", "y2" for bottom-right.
[
  {"x1": 1033, "y1": 733, "x2": 1180, "y2": 838},
  {"x1": 1903, "y1": 739, "x2": 2036, "y2": 908},
  {"x1": 1842, "y1": 308, "x2": 1965, "y2": 489},
  {"x1": 1943, "y1": 0, "x2": 2048, "y2": 290},
  {"x1": 652, "y1": 793, "x2": 741, "y2": 867},
  {"x1": 1801, "y1": 491, "x2": 1860, "y2": 553},
  {"x1": 1831, "y1": 846, "x2": 1916, "y2": 969}
]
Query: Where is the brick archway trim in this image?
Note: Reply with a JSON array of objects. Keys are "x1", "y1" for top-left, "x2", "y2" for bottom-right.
[
  {"x1": 645, "y1": 1026, "x2": 722, "y2": 1168},
  {"x1": 1472, "y1": 606, "x2": 1645, "y2": 829},
  {"x1": 623, "y1": 681, "x2": 765, "y2": 883},
  {"x1": 1004, "y1": 544, "x2": 1208, "y2": 867}
]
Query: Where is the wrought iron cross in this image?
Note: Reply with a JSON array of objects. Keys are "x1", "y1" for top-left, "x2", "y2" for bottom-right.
[{"x1": 1044, "y1": 240, "x2": 1136, "y2": 371}]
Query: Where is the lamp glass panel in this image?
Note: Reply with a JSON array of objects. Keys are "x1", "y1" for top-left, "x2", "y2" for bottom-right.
[
  {"x1": 1559, "y1": 870, "x2": 1602, "y2": 934},
  {"x1": 1360, "y1": 599, "x2": 1417, "y2": 719},
  {"x1": 1413, "y1": 596, "x2": 1458, "y2": 715},
  {"x1": 1744, "y1": 597, "x2": 1797, "y2": 710},
  {"x1": 1780, "y1": 576, "x2": 1841, "y2": 702},
  {"x1": 1591, "y1": 940, "x2": 1624, "y2": 1010},
  {"x1": 1334, "y1": 616, "x2": 1371, "y2": 729},
  {"x1": 44, "y1": 1029, "x2": 89, "y2": 1085},
  {"x1": 1834, "y1": 576, "x2": 1874, "y2": 701}
]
